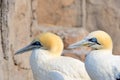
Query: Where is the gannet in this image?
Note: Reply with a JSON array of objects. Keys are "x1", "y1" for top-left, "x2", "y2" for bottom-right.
[
  {"x1": 68, "y1": 30, "x2": 120, "y2": 80},
  {"x1": 15, "y1": 32, "x2": 91, "y2": 80}
]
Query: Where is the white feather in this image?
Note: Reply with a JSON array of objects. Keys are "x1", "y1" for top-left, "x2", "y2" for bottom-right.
[
  {"x1": 30, "y1": 49, "x2": 91, "y2": 80},
  {"x1": 68, "y1": 30, "x2": 120, "y2": 80},
  {"x1": 85, "y1": 50, "x2": 120, "y2": 80}
]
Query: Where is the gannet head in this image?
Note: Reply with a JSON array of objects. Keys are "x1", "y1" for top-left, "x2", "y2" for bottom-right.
[
  {"x1": 68, "y1": 30, "x2": 113, "y2": 50},
  {"x1": 15, "y1": 32, "x2": 64, "y2": 56}
]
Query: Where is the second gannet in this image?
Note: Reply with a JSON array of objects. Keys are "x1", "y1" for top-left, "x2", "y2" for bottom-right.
[
  {"x1": 68, "y1": 30, "x2": 120, "y2": 80},
  {"x1": 15, "y1": 32, "x2": 91, "y2": 80}
]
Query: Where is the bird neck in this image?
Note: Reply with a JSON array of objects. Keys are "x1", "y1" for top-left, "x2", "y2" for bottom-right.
[
  {"x1": 89, "y1": 49, "x2": 112, "y2": 56},
  {"x1": 31, "y1": 49, "x2": 60, "y2": 61},
  {"x1": 49, "y1": 48, "x2": 62, "y2": 57},
  {"x1": 85, "y1": 49, "x2": 112, "y2": 65},
  {"x1": 31, "y1": 49, "x2": 53, "y2": 62},
  {"x1": 48, "y1": 44, "x2": 63, "y2": 57},
  {"x1": 102, "y1": 43, "x2": 113, "y2": 50}
]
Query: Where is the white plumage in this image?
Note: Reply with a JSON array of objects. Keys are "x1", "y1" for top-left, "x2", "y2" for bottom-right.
[
  {"x1": 15, "y1": 32, "x2": 91, "y2": 80},
  {"x1": 68, "y1": 30, "x2": 120, "y2": 80},
  {"x1": 30, "y1": 49, "x2": 90, "y2": 80},
  {"x1": 85, "y1": 50, "x2": 120, "y2": 80}
]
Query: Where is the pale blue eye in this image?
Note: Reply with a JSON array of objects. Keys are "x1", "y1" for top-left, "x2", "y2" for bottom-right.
[
  {"x1": 88, "y1": 38, "x2": 100, "y2": 45},
  {"x1": 32, "y1": 41, "x2": 42, "y2": 46},
  {"x1": 88, "y1": 38, "x2": 97, "y2": 42}
]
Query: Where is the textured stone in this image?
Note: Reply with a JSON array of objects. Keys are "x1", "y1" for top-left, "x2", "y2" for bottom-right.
[
  {"x1": 86, "y1": 0, "x2": 120, "y2": 54},
  {"x1": 0, "y1": 30, "x2": 4, "y2": 80},
  {"x1": 1, "y1": 0, "x2": 120, "y2": 80},
  {"x1": 1, "y1": 0, "x2": 34, "y2": 80},
  {"x1": 0, "y1": 30, "x2": 3, "y2": 62},
  {"x1": 36, "y1": 0, "x2": 82, "y2": 27}
]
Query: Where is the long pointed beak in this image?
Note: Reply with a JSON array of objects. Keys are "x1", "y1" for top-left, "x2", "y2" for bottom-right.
[
  {"x1": 68, "y1": 39, "x2": 89, "y2": 49},
  {"x1": 15, "y1": 44, "x2": 34, "y2": 55},
  {"x1": 15, "y1": 43, "x2": 41, "y2": 55}
]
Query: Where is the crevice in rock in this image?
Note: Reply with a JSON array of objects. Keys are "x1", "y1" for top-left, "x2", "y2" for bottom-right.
[
  {"x1": 0, "y1": 0, "x2": 2, "y2": 52},
  {"x1": 29, "y1": 0, "x2": 36, "y2": 37},
  {"x1": 13, "y1": 56, "x2": 31, "y2": 70},
  {"x1": 12, "y1": 44, "x2": 31, "y2": 70},
  {"x1": 13, "y1": 54, "x2": 31, "y2": 70},
  {"x1": 1, "y1": 0, "x2": 9, "y2": 60},
  {"x1": 82, "y1": 0, "x2": 87, "y2": 28},
  {"x1": 0, "y1": 0, "x2": 2, "y2": 30},
  {"x1": 1, "y1": 0, "x2": 9, "y2": 80}
]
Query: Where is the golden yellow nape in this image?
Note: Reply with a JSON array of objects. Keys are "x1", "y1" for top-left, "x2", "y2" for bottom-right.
[
  {"x1": 68, "y1": 30, "x2": 120, "y2": 80},
  {"x1": 15, "y1": 32, "x2": 91, "y2": 80},
  {"x1": 89, "y1": 30, "x2": 113, "y2": 50},
  {"x1": 36, "y1": 32, "x2": 63, "y2": 56}
]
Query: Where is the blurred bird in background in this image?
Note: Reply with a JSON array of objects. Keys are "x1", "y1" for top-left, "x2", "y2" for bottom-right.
[
  {"x1": 69, "y1": 30, "x2": 120, "y2": 80},
  {"x1": 15, "y1": 32, "x2": 91, "y2": 80}
]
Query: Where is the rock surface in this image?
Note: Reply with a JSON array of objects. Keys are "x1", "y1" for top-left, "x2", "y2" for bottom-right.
[{"x1": 1, "y1": 0, "x2": 120, "y2": 80}]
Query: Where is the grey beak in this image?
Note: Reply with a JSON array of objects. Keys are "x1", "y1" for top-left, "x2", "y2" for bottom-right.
[
  {"x1": 68, "y1": 39, "x2": 89, "y2": 49},
  {"x1": 15, "y1": 42, "x2": 41, "y2": 55},
  {"x1": 15, "y1": 44, "x2": 32, "y2": 55}
]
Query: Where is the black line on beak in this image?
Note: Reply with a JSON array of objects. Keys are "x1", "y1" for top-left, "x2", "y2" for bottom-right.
[
  {"x1": 15, "y1": 41, "x2": 43, "y2": 55},
  {"x1": 88, "y1": 38, "x2": 101, "y2": 45}
]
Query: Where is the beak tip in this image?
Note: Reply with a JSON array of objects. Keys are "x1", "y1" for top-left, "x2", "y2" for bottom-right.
[
  {"x1": 14, "y1": 51, "x2": 20, "y2": 55},
  {"x1": 14, "y1": 49, "x2": 25, "y2": 55}
]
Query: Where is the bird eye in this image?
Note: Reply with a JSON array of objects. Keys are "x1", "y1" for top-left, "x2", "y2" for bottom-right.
[
  {"x1": 88, "y1": 38, "x2": 97, "y2": 42},
  {"x1": 88, "y1": 38, "x2": 100, "y2": 45},
  {"x1": 32, "y1": 41, "x2": 42, "y2": 46}
]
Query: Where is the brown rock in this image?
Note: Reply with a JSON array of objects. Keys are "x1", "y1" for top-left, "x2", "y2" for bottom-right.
[
  {"x1": 1, "y1": 0, "x2": 34, "y2": 80},
  {"x1": 1, "y1": 0, "x2": 120, "y2": 80},
  {"x1": 36, "y1": 0, "x2": 82, "y2": 27},
  {"x1": 86, "y1": 0, "x2": 120, "y2": 55}
]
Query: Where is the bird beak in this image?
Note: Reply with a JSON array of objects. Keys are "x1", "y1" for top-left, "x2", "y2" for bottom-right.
[
  {"x1": 15, "y1": 43, "x2": 40, "y2": 55},
  {"x1": 68, "y1": 39, "x2": 90, "y2": 49}
]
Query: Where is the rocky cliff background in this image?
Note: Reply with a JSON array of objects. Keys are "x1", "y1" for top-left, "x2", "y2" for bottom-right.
[{"x1": 1, "y1": 0, "x2": 120, "y2": 80}]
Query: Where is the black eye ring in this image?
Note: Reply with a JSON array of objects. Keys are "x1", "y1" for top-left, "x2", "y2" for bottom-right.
[
  {"x1": 88, "y1": 38, "x2": 100, "y2": 45},
  {"x1": 32, "y1": 41, "x2": 43, "y2": 46},
  {"x1": 88, "y1": 38, "x2": 97, "y2": 42}
]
